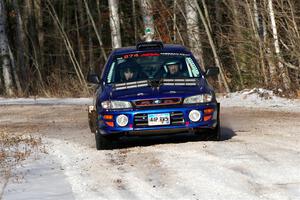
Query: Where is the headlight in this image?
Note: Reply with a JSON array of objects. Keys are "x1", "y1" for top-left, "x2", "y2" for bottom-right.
[
  {"x1": 116, "y1": 115, "x2": 129, "y2": 127},
  {"x1": 183, "y1": 94, "x2": 212, "y2": 104},
  {"x1": 101, "y1": 101, "x2": 132, "y2": 109},
  {"x1": 189, "y1": 110, "x2": 201, "y2": 122}
]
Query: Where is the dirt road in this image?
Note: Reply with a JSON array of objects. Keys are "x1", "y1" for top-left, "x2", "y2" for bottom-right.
[{"x1": 1, "y1": 105, "x2": 300, "y2": 200}]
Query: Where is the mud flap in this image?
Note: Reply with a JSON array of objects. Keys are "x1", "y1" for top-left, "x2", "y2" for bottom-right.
[
  {"x1": 217, "y1": 102, "x2": 220, "y2": 122},
  {"x1": 88, "y1": 105, "x2": 97, "y2": 133},
  {"x1": 216, "y1": 102, "x2": 221, "y2": 140}
]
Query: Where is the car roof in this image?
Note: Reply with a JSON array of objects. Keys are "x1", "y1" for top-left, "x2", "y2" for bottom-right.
[{"x1": 111, "y1": 43, "x2": 191, "y2": 56}]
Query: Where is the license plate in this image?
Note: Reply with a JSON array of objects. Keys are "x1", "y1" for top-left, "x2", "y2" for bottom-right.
[{"x1": 148, "y1": 113, "x2": 170, "y2": 126}]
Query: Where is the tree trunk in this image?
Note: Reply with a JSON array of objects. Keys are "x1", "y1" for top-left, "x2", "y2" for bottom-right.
[
  {"x1": 253, "y1": 0, "x2": 268, "y2": 85},
  {"x1": 108, "y1": 0, "x2": 122, "y2": 48},
  {"x1": 201, "y1": 0, "x2": 212, "y2": 32},
  {"x1": 8, "y1": 45, "x2": 22, "y2": 94},
  {"x1": 0, "y1": 0, "x2": 15, "y2": 96},
  {"x1": 13, "y1": 0, "x2": 28, "y2": 88},
  {"x1": 195, "y1": 1, "x2": 230, "y2": 92},
  {"x1": 268, "y1": 0, "x2": 291, "y2": 89},
  {"x1": 83, "y1": 0, "x2": 107, "y2": 60},
  {"x1": 139, "y1": 0, "x2": 154, "y2": 41},
  {"x1": 34, "y1": 0, "x2": 44, "y2": 71},
  {"x1": 76, "y1": 0, "x2": 87, "y2": 71},
  {"x1": 23, "y1": 0, "x2": 45, "y2": 92},
  {"x1": 173, "y1": 0, "x2": 177, "y2": 42},
  {"x1": 132, "y1": 0, "x2": 138, "y2": 43},
  {"x1": 88, "y1": 17, "x2": 94, "y2": 70},
  {"x1": 46, "y1": 0, "x2": 87, "y2": 88},
  {"x1": 184, "y1": 0, "x2": 205, "y2": 71}
]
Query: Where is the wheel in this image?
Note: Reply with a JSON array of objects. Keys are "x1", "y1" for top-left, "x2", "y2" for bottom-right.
[
  {"x1": 195, "y1": 103, "x2": 221, "y2": 141},
  {"x1": 95, "y1": 130, "x2": 114, "y2": 150},
  {"x1": 205, "y1": 121, "x2": 221, "y2": 141},
  {"x1": 206, "y1": 103, "x2": 221, "y2": 141}
]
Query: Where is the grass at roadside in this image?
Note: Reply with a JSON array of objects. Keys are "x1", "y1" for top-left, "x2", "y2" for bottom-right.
[{"x1": 0, "y1": 130, "x2": 43, "y2": 187}]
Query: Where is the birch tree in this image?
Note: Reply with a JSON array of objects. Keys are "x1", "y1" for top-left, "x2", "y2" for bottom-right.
[
  {"x1": 252, "y1": 0, "x2": 268, "y2": 85},
  {"x1": 268, "y1": 0, "x2": 291, "y2": 90},
  {"x1": 0, "y1": 0, "x2": 14, "y2": 96},
  {"x1": 108, "y1": 0, "x2": 122, "y2": 48},
  {"x1": 184, "y1": 0, "x2": 205, "y2": 71}
]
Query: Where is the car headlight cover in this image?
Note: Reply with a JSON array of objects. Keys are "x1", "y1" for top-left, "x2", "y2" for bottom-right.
[
  {"x1": 184, "y1": 94, "x2": 212, "y2": 104},
  {"x1": 116, "y1": 115, "x2": 129, "y2": 127},
  {"x1": 101, "y1": 101, "x2": 132, "y2": 109},
  {"x1": 189, "y1": 110, "x2": 201, "y2": 122}
]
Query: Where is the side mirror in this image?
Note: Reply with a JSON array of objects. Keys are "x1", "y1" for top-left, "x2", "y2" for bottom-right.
[
  {"x1": 205, "y1": 67, "x2": 220, "y2": 77},
  {"x1": 87, "y1": 73, "x2": 100, "y2": 84}
]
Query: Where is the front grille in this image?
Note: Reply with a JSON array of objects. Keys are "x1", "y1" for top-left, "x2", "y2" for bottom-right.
[
  {"x1": 170, "y1": 112, "x2": 185, "y2": 125},
  {"x1": 134, "y1": 98, "x2": 181, "y2": 108},
  {"x1": 133, "y1": 112, "x2": 185, "y2": 128},
  {"x1": 133, "y1": 114, "x2": 148, "y2": 127}
]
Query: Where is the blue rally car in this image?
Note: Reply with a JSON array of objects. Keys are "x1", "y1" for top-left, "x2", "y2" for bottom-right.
[{"x1": 87, "y1": 41, "x2": 221, "y2": 150}]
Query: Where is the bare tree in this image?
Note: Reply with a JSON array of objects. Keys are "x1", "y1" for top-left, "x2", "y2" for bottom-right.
[
  {"x1": 0, "y1": 0, "x2": 15, "y2": 96},
  {"x1": 34, "y1": 0, "x2": 44, "y2": 70},
  {"x1": 268, "y1": 0, "x2": 291, "y2": 90},
  {"x1": 195, "y1": 1, "x2": 230, "y2": 92},
  {"x1": 252, "y1": 0, "x2": 268, "y2": 85},
  {"x1": 46, "y1": 0, "x2": 87, "y2": 88},
  {"x1": 13, "y1": 0, "x2": 27, "y2": 87},
  {"x1": 83, "y1": 0, "x2": 107, "y2": 60},
  {"x1": 108, "y1": 0, "x2": 122, "y2": 48},
  {"x1": 132, "y1": 0, "x2": 138, "y2": 43},
  {"x1": 184, "y1": 0, "x2": 205, "y2": 71}
]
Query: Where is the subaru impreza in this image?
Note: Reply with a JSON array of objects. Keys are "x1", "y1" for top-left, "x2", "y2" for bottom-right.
[{"x1": 88, "y1": 41, "x2": 220, "y2": 150}]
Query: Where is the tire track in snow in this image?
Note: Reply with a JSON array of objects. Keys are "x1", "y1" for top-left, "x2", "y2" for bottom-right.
[{"x1": 104, "y1": 145, "x2": 182, "y2": 200}]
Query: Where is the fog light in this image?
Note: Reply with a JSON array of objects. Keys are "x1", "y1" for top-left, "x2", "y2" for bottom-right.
[
  {"x1": 116, "y1": 114, "x2": 128, "y2": 127},
  {"x1": 189, "y1": 110, "x2": 201, "y2": 122}
]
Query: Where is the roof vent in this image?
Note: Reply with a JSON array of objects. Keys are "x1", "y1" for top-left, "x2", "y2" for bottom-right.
[{"x1": 136, "y1": 41, "x2": 164, "y2": 51}]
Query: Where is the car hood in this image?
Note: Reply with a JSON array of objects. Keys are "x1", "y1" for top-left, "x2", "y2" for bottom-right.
[{"x1": 101, "y1": 79, "x2": 212, "y2": 101}]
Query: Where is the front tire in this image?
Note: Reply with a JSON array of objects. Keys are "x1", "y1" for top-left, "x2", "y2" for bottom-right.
[
  {"x1": 195, "y1": 103, "x2": 221, "y2": 141},
  {"x1": 205, "y1": 121, "x2": 221, "y2": 141},
  {"x1": 95, "y1": 130, "x2": 113, "y2": 150},
  {"x1": 207, "y1": 103, "x2": 221, "y2": 141}
]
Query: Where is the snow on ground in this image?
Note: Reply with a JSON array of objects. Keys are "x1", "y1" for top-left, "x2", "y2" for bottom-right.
[
  {"x1": 0, "y1": 89, "x2": 300, "y2": 200},
  {"x1": 218, "y1": 88, "x2": 300, "y2": 112},
  {"x1": 2, "y1": 153, "x2": 74, "y2": 200},
  {"x1": 32, "y1": 131, "x2": 300, "y2": 200}
]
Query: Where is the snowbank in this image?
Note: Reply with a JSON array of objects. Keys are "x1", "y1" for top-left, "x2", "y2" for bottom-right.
[
  {"x1": 0, "y1": 88, "x2": 299, "y2": 112},
  {"x1": 218, "y1": 88, "x2": 300, "y2": 112}
]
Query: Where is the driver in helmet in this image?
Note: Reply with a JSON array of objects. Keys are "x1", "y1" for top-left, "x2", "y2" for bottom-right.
[{"x1": 164, "y1": 61, "x2": 181, "y2": 78}]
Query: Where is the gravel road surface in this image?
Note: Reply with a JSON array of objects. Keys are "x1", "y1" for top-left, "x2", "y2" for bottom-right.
[{"x1": 0, "y1": 105, "x2": 299, "y2": 200}]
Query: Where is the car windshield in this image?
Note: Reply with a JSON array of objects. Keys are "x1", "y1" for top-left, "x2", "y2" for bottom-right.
[{"x1": 106, "y1": 53, "x2": 202, "y2": 84}]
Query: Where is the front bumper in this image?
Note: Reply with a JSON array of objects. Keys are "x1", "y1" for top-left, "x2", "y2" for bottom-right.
[{"x1": 97, "y1": 103, "x2": 218, "y2": 136}]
